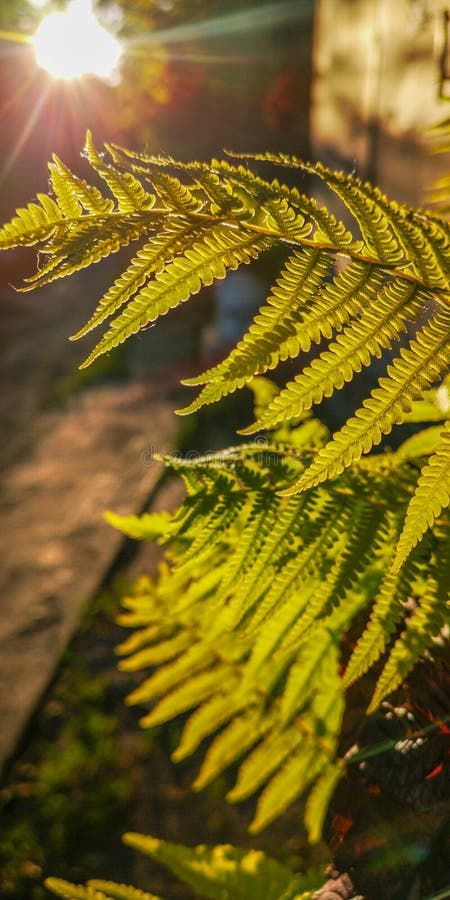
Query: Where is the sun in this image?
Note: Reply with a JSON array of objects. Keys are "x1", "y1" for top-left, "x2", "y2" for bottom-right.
[{"x1": 33, "y1": 0, "x2": 121, "y2": 80}]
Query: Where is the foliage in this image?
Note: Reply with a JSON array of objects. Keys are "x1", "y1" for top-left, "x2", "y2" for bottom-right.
[
  {"x1": 106, "y1": 389, "x2": 449, "y2": 838},
  {"x1": 45, "y1": 833, "x2": 322, "y2": 899},
  {"x1": 1, "y1": 133, "x2": 450, "y2": 568},
  {"x1": 1, "y1": 131, "x2": 449, "y2": 896}
]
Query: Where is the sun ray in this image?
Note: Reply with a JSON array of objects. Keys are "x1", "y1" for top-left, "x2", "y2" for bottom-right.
[
  {"x1": 127, "y1": 0, "x2": 312, "y2": 49},
  {"x1": 0, "y1": 83, "x2": 50, "y2": 187}
]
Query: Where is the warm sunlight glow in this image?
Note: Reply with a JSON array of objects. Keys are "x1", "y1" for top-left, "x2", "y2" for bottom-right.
[{"x1": 33, "y1": 0, "x2": 121, "y2": 80}]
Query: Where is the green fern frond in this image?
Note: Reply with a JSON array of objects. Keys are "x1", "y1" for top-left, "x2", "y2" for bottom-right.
[
  {"x1": 103, "y1": 510, "x2": 173, "y2": 541},
  {"x1": 70, "y1": 220, "x2": 204, "y2": 339},
  {"x1": 45, "y1": 877, "x2": 160, "y2": 899},
  {"x1": 22, "y1": 214, "x2": 158, "y2": 292},
  {"x1": 87, "y1": 886, "x2": 159, "y2": 900},
  {"x1": 105, "y1": 425, "x2": 448, "y2": 835},
  {"x1": 126, "y1": 642, "x2": 218, "y2": 708},
  {"x1": 84, "y1": 131, "x2": 155, "y2": 212},
  {"x1": 303, "y1": 762, "x2": 344, "y2": 845},
  {"x1": 80, "y1": 225, "x2": 272, "y2": 368},
  {"x1": 52, "y1": 154, "x2": 115, "y2": 214},
  {"x1": 242, "y1": 501, "x2": 349, "y2": 664},
  {"x1": 193, "y1": 709, "x2": 271, "y2": 791},
  {"x1": 343, "y1": 547, "x2": 413, "y2": 687},
  {"x1": 139, "y1": 667, "x2": 231, "y2": 728},
  {"x1": 219, "y1": 494, "x2": 312, "y2": 630},
  {"x1": 395, "y1": 424, "x2": 448, "y2": 460},
  {"x1": 368, "y1": 572, "x2": 450, "y2": 712},
  {"x1": 292, "y1": 305, "x2": 450, "y2": 494},
  {"x1": 177, "y1": 247, "x2": 332, "y2": 414},
  {"x1": 278, "y1": 502, "x2": 387, "y2": 650},
  {"x1": 122, "y1": 834, "x2": 321, "y2": 900},
  {"x1": 181, "y1": 260, "x2": 383, "y2": 414},
  {"x1": 118, "y1": 631, "x2": 192, "y2": 671},
  {"x1": 249, "y1": 736, "x2": 328, "y2": 834},
  {"x1": 392, "y1": 419, "x2": 450, "y2": 570},
  {"x1": 0, "y1": 195, "x2": 66, "y2": 249},
  {"x1": 230, "y1": 150, "x2": 450, "y2": 282},
  {"x1": 243, "y1": 278, "x2": 422, "y2": 434},
  {"x1": 146, "y1": 169, "x2": 206, "y2": 215},
  {"x1": 45, "y1": 834, "x2": 323, "y2": 900},
  {"x1": 3, "y1": 138, "x2": 450, "y2": 541},
  {"x1": 172, "y1": 693, "x2": 251, "y2": 762},
  {"x1": 49, "y1": 160, "x2": 83, "y2": 218}
]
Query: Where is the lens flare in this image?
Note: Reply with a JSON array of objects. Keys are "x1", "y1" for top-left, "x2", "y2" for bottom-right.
[{"x1": 33, "y1": 0, "x2": 121, "y2": 80}]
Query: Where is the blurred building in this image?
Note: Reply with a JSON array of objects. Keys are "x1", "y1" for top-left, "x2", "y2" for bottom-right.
[{"x1": 311, "y1": 0, "x2": 449, "y2": 203}]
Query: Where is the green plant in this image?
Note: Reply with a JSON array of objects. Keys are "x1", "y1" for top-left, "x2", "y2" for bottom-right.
[
  {"x1": 46, "y1": 834, "x2": 323, "y2": 899},
  {"x1": 1, "y1": 132, "x2": 449, "y2": 897}
]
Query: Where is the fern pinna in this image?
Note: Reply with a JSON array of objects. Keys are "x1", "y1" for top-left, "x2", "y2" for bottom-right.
[
  {"x1": 1, "y1": 133, "x2": 450, "y2": 565},
  {"x1": 106, "y1": 396, "x2": 449, "y2": 841}
]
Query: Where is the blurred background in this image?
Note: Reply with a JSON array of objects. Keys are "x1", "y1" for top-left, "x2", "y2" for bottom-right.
[{"x1": 0, "y1": 1, "x2": 449, "y2": 897}]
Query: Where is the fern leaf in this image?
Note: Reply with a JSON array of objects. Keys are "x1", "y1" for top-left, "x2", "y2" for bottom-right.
[
  {"x1": 117, "y1": 632, "x2": 191, "y2": 671},
  {"x1": 232, "y1": 150, "x2": 450, "y2": 292},
  {"x1": 45, "y1": 877, "x2": 159, "y2": 899},
  {"x1": 393, "y1": 211, "x2": 450, "y2": 291},
  {"x1": 281, "y1": 504, "x2": 386, "y2": 643},
  {"x1": 314, "y1": 165, "x2": 450, "y2": 288},
  {"x1": 0, "y1": 196, "x2": 66, "y2": 249},
  {"x1": 178, "y1": 248, "x2": 332, "y2": 414},
  {"x1": 122, "y1": 834, "x2": 319, "y2": 900},
  {"x1": 343, "y1": 552, "x2": 409, "y2": 687},
  {"x1": 304, "y1": 762, "x2": 344, "y2": 844},
  {"x1": 227, "y1": 728, "x2": 302, "y2": 803},
  {"x1": 289, "y1": 260, "x2": 384, "y2": 347},
  {"x1": 291, "y1": 305, "x2": 450, "y2": 494},
  {"x1": 249, "y1": 674, "x2": 344, "y2": 832},
  {"x1": 218, "y1": 491, "x2": 279, "y2": 594},
  {"x1": 49, "y1": 161, "x2": 83, "y2": 218},
  {"x1": 139, "y1": 667, "x2": 230, "y2": 728},
  {"x1": 45, "y1": 880, "x2": 98, "y2": 900},
  {"x1": 20, "y1": 214, "x2": 159, "y2": 292},
  {"x1": 51, "y1": 154, "x2": 114, "y2": 214},
  {"x1": 126, "y1": 642, "x2": 215, "y2": 706},
  {"x1": 172, "y1": 692, "x2": 251, "y2": 761},
  {"x1": 278, "y1": 633, "x2": 343, "y2": 731},
  {"x1": 395, "y1": 424, "x2": 447, "y2": 460},
  {"x1": 230, "y1": 151, "x2": 408, "y2": 262},
  {"x1": 250, "y1": 746, "x2": 326, "y2": 834},
  {"x1": 104, "y1": 510, "x2": 172, "y2": 541},
  {"x1": 244, "y1": 279, "x2": 422, "y2": 434},
  {"x1": 87, "y1": 885, "x2": 160, "y2": 900},
  {"x1": 311, "y1": 161, "x2": 406, "y2": 264},
  {"x1": 219, "y1": 491, "x2": 303, "y2": 628},
  {"x1": 181, "y1": 257, "x2": 377, "y2": 398},
  {"x1": 84, "y1": 131, "x2": 155, "y2": 212},
  {"x1": 244, "y1": 498, "x2": 347, "y2": 646},
  {"x1": 80, "y1": 226, "x2": 272, "y2": 368},
  {"x1": 393, "y1": 419, "x2": 450, "y2": 571},
  {"x1": 220, "y1": 495, "x2": 311, "y2": 629},
  {"x1": 116, "y1": 623, "x2": 173, "y2": 657},
  {"x1": 193, "y1": 710, "x2": 270, "y2": 790},
  {"x1": 147, "y1": 169, "x2": 205, "y2": 215},
  {"x1": 368, "y1": 575, "x2": 449, "y2": 712}
]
